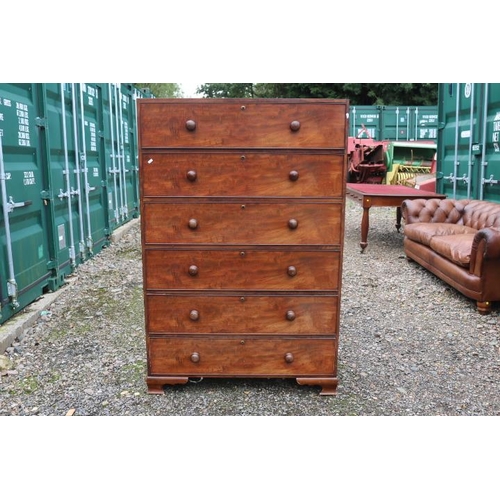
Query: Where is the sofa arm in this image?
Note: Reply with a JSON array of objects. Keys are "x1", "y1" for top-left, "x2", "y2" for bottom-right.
[
  {"x1": 401, "y1": 198, "x2": 469, "y2": 224},
  {"x1": 470, "y1": 227, "x2": 500, "y2": 276}
]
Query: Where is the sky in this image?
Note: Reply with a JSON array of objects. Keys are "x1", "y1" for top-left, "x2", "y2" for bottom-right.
[{"x1": 181, "y1": 83, "x2": 202, "y2": 98}]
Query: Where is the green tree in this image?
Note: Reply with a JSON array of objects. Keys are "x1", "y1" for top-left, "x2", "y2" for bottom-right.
[
  {"x1": 197, "y1": 83, "x2": 438, "y2": 106},
  {"x1": 134, "y1": 83, "x2": 182, "y2": 98},
  {"x1": 197, "y1": 83, "x2": 256, "y2": 98}
]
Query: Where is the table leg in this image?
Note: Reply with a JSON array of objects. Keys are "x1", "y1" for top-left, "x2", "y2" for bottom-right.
[
  {"x1": 396, "y1": 207, "x2": 402, "y2": 232},
  {"x1": 360, "y1": 206, "x2": 369, "y2": 252}
]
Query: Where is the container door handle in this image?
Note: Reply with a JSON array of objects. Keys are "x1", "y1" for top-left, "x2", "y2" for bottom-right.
[{"x1": 7, "y1": 196, "x2": 32, "y2": 213}]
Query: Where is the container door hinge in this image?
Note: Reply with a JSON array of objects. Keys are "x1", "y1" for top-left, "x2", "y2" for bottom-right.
[
  {"x1": 35, "y1": 117, "x2": 47, "y2": 128},
  {"x1": 46, "y1": 260, "x2": 57, "y2": 270},
  {"x1": 7, "y1": 279, "x2": 19, "y2": 310}
]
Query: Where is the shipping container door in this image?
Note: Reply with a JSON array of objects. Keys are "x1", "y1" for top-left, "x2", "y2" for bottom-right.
[
  {"x1": 413, "y1": 106, "x2": 438, "y2": 141},
  {"x1": 119, "y1": 83, "x2": 140, "y2": 222},
  {"x1": 77, "y1": 83, "x2": 110, "y2": 253},
  {"x1": 102, "y1": 83, "x2": 129, "y2": 231},
  {"x1": 349, "y1": 106, "x2": 381, "y2": 140},
  {"x1": 436, "y1": 83, "x2": 500, "y2": 201},
  {"x1": 0, "y1": 83, "x2": 52, "y2": 323},
  {"x1": 44, "y1": 83, "x2": 87, "y2": 279}
]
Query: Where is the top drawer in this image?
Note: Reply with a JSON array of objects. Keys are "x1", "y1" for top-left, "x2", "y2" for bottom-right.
[{"x1": 138, "y1": 98, "x2": 348, "y2": 149}]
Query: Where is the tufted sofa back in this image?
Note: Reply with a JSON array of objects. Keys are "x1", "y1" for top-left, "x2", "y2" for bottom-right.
[
  {"x1": 403, "y1": 198, "x2": 500, "y2": 229},
  {"x1": 462, "y1": 200, "x2": 500, "y2": 230}
]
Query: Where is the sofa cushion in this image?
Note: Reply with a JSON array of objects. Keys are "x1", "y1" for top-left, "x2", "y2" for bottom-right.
[
  {"x1": 429, "y1": 234, "x2": 476, "y2": 267},
  {"x1": 404, "y1": 222, "x2": 477, "y2": 246}
]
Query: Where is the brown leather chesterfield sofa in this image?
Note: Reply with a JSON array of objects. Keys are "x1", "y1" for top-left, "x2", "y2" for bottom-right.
[{"x1": 401, "y1": 198, "x2": 500, "y2": 314}]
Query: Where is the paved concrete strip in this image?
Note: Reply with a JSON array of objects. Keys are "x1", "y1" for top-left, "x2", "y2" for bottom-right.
[{"x1": 0, "y1": 286, "x2": 68, "y2": 353}]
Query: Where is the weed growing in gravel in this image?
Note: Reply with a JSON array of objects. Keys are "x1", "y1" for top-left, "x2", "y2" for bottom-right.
[
  {"x1": 120, "y1": 360, "x2": 147, "y2": 383},
  {"x1": 19, "y1": 376, "x2": 39, "y2": 394}
]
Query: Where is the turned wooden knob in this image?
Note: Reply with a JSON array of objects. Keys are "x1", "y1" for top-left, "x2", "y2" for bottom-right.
[
  {"x1": 186, "y1": 120, "x2": 196, "y2": 131},
  {"x1": 287, "y1": 265, "x2": 297, "y2": 277},
  {"x1": 190, "y1": 352, "x2": 200, "y2": 363},
  {"x1": 186, "y1": 170, "x2": 197, "y2": 182},
  {"x1": 188, "y1": 218, "x2": 198, "y2": 229},
  {"x1": 188, "y1": 265, "x2": 199, "y2": 276},
  {"x1": 289, "y1": 170, "x2": 299, "y2": 181},
  {"x1": 288, "y1": 218, "x2": 298, "y2": 230},
  {"x1": 286, "y1": 310, "x2": 296, "y2": 321},
  {"x1": 189, "y1": 310, "x2": 199, "y2": 321},
  {"x1": 285, "y1": 353, "x2": 294, "y2": 363},
  {"x1": 290, "y1": 120, "x2": 301, "y2": 131}
]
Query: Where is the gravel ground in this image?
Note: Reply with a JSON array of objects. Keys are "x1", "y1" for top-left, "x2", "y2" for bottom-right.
[{"x1": 1, "y1": 198, "x2": 499, "y2": 417}]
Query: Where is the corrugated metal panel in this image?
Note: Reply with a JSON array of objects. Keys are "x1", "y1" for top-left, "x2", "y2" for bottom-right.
[{"x1": 436, "y1": 83, "x2": 500, "y2": 202}]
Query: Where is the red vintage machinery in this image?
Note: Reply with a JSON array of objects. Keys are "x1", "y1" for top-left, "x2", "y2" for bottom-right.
[{"x1": 347, "y1": 126, "x2": 387, "y2": 184}]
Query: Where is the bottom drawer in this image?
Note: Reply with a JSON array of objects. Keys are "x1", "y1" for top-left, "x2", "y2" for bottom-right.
[{"x1": 148, "y1": 336, "x2": 337, "y2": 377}]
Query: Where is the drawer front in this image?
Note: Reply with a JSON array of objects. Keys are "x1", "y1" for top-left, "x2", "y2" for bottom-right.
[
  {"x1": 144, "y1": 249, "x2": 341, "y2": 290},
  {"x1": 141, "y1": 152, "x2": 345, "y2": 198},
  {"x1": 143, "y1": 202, "x2": 343, "y2": 245},
  {"x1": 138, "y1": 99, "x2": 347, "y2": 149},
  {"x1": 148, "y1": 336, "x2": 337, "y2": 376},
  {"x1": 146, "y1": 294, "x2": 339, "y2": 334}
]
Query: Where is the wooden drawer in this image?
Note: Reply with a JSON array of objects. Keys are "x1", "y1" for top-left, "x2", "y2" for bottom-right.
[
  {"x1": 138, "y1": 99, "x2": 347, "y2": 149},
  {"x1": 148, "y1": 336, "x2": 337, "y2": 376},
  {"x1": 141, "y1": 151, "x2": 345, "y2": 198},
  {"x1": 144, "y1": 249, "x2": 341, "y2": 290},
  {"x1": 146, "y1": 294, "x2": 339, "y2": 335},
  {"x1": 142, "y1": 202, "x2": 343, "y2": 245}
]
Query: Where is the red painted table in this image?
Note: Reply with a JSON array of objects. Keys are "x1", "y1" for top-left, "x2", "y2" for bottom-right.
[{"x1": 346, "y1": 183, "x2": 447, "y2": 252}]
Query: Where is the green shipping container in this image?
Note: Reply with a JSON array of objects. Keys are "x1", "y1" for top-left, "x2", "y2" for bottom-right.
[
  {"x1": 0, "y1": 83, "x2": 144, "y2": 325},
  {"x1": 436, "y1": 83, "x2": 500, "y2": 203},
  {"x1": 350, "y1": 105, "x2": 438, "y2": 142},
  {"x1": 0, "y1": 84, "x2": 54, "y2": 322}
]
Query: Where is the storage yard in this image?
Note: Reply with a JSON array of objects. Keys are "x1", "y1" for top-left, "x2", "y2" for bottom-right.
[{"x1": 1, "y1": 83, "x2": 499, "y2": 387}]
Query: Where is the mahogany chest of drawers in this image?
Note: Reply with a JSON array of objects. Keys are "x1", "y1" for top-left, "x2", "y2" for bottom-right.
[{"x1": 137, "y1": 98, "x2": 348, "y2": 395}]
